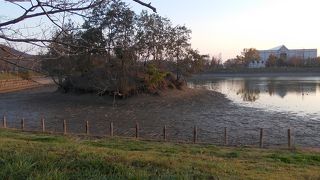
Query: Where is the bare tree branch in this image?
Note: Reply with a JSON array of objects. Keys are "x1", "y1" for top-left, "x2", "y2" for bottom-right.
[
  {"x1": 37, "y1": 0, "x2": 63, "y2": 28},
  {"x1": 0, "y1": 3, "x2": 94, "y2": 27},
  {"x1": 132, "y1": 0, "x2": 156, "y2": 12},
  {"x1": 1, "y1": 0, "x2": 156, "y2": 27},
  {"x1": 0, "y1": 0, "x2": 158, "y2": 77},
  {"x1": 0, "y1": 57, "x2": 45, "y2": 75}
]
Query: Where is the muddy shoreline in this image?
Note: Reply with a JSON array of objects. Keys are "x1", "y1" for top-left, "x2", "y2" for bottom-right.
[{"x1": 1, "y1": 84, "x2": 320, "y2": 147}]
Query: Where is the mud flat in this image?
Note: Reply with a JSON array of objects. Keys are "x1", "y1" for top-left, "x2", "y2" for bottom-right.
[{"x1": 0, "y1": 84, "x2": 320, "y2": 147}]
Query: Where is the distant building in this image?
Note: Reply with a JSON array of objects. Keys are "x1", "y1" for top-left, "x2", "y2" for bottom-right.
[
  {"x1": 259, "y1": 45, "x2": 317, "y2": 62},
  {"x1": 248, "y1": 45, "x2": 317, "y2": 68}
]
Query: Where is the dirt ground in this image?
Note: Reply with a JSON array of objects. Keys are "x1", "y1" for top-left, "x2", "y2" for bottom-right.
[{"x1": 1, "y1": 85, "x2": 320, "y2": 147}]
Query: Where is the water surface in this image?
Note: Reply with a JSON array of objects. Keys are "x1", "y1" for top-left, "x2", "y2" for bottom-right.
[{"x1": 189, "y1": 76, "x2": 320, "y2": 119}]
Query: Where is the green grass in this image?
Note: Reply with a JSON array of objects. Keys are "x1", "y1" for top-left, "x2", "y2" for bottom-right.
[
  {"x1": 0, "y1": 129, "x2": 319, "y2": 179},
  {"x1": 0, "y1": 72, "x2": 42, "y2": 80},
  {"x1": 0, "y1": 73, "x2": 19, "y2": 80}
]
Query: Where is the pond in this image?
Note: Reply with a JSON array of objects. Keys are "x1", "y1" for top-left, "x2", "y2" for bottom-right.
[
  {"x1": 1, "y1": 77, "x2": 320, "y2": 147},
  {"x1": 189, "y1": 76, "x2": 320, "y2": 119}
]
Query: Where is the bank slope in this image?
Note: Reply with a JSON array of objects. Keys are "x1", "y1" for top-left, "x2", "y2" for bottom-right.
[{"x1": 0, "y1": 129, "x2": 319, "y2": 179}]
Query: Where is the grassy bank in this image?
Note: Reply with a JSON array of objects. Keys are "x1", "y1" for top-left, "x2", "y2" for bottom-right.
[
  {"x1": 0, "y1": 129, "x2": 320, "y2": 179},
  {"x1": 0, "y1": 73, "x2": 18, "y2": 80},
  {"x1": 0, "y1": 72, "x2": 42, "y2": 80}
]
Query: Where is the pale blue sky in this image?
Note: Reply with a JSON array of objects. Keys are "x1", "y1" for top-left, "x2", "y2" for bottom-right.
[{"x1": 1, "y1": 0, "x2": 320, "y2": 60}]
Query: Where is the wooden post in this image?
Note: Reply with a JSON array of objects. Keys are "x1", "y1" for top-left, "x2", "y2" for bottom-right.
[
  {"x1": 193, "y1": 125, "x2": 197, "y2": 143},
  {"x1": 63, "y1": 120, "x2": 67, "y2": 135},
  {"x1": 288, "y1": 128, "x2": 291, "y2": 148},
  {"x1": 224, "y1": 127, "x2": 228, "y2": 145},
  {"x1": 21, "y1": 118, "x2": 25, "y2": 131},
  {"x1": 163, "y1": 125, "x2": 167, "y2": 141},
  {"x1": 259, "y1": 128, "x2": 264, "y2": 148},
  {"x1": 41, "y1": 118, "x2": 45, "y2": 132},
  {"x1": 135, "y1": 123, "x2": 139, "y2": 139},
  {"x1": 110, "y1": 122, "x2": 114, "y2": 137},
  {"x1": 2, "y1": 115, "x2": 7, "y2": 128},
  {"x1": 85, "y1": 121, "x2": 89, "y2": 135}
]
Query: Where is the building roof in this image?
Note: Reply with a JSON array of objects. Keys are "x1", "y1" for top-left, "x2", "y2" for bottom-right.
[{"x1": 268, "y1": 45, "x2": 288, "y2": 51}]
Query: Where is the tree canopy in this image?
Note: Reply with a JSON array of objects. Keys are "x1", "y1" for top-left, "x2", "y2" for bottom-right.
[{"x1": 39, "y1": 0, "x2": 208, "y2": 96}]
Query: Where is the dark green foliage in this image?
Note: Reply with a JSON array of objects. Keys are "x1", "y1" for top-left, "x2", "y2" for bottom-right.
[
  {"x1": 267, "y1": 153, "x2": 320, "y2": 165},
  {"x1": 145, "y1": 64, "x2": 169, "y2": 91}
]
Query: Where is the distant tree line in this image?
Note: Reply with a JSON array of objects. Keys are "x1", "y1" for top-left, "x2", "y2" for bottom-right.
[
  {"x1": 224, "y1": 48, "x2": 320, "y2": 69},
  {"x1": 265, "y1": 55, "x2": 320, "y2": 68}
]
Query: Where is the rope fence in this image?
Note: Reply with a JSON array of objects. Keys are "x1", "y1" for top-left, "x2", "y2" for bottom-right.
[{"x1": 0, "y1": 114, "x2": 307, "y2": 149}]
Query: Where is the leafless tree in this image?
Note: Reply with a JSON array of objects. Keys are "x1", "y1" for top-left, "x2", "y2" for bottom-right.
[{"x1": 0, "y1": 0, "x2": 156, "y2": 72}]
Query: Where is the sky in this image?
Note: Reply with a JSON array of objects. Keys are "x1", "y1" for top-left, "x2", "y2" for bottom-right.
[
  {"x1": 1, "y1": 0, "x2": 320, "y2": 60},
  {"x1": 125, "y1": 0, "x2": 320, "y2": 60}
]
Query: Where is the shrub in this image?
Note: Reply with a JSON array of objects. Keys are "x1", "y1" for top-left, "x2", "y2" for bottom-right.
[{"x1": 18, "y1": 71, "x2": 31, "y2": 80}]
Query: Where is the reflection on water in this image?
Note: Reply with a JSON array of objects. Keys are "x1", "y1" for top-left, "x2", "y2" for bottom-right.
[
  {"x1": 189, "y1": 77, "x2": 320, "y2": 117},
  {"x1": 237, "y1": 89, "x2": 260, "y2": 102}
]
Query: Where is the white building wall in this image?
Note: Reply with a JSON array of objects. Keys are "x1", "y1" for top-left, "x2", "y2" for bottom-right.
[
  {"x1": 259, "y1": 50, "x2": 278, "y2": 61},
  {"x1": 258, "y1": 48, "x2": 317, "y2": 61}
]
